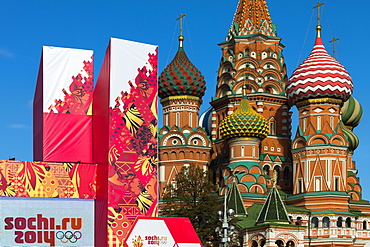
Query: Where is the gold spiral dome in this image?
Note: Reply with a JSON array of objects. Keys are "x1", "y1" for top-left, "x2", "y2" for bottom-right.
[{"x1": 219, "y1": 95, "x2": 269, "y2": 140}]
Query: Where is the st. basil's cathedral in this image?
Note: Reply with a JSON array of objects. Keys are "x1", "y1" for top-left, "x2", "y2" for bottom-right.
[{"x1": 158, "y1": 0, "x2": 370, "y2": 246}]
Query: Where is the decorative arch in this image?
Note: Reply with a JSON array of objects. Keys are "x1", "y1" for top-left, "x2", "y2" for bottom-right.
[
  {"x1": 248, "y1": 233, "x2": 266, "y2": 247},
  {"x1": 234, "y1": 82, "x2": 257, "y2": 94},
  {"x1": 293, "y1": 137, "x2": 306, "y2": 148},
  {"x1": 330, "y1": 135, "x2": 346, "y2": 145},
  {"x1": 216, "y1": 84, "x2": 232, "y2": 98},
  {"x1": 250, "y1": 184, "x2": 264, "y2": 194},
  {"x1": 188, "y1": 134, "x2": 207, "y2": 146},
  {"x1": 240, "y1": 174, "x2": 257, "y2": 183},
  {"x1": 237, "y1": 183, "x2": 248, "y2": 193},
  {"x1": 250, "y1": 166, "x2": 262, "y2": 174},
  {"x1": 307, "y1": 134, "x2": 329, "y2": 145},
  {"x1": 163, "y1": 134, "x2": 186, "y2": 146}
]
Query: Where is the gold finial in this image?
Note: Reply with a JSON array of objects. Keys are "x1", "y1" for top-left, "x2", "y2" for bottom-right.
[
  {"x1": 329, "y1": 37, "x2": 340, "y2": 59},
  {"x1": 313, "y1": 2, "x2": 325, "y2": 37},
  {"x1": 176, "y1": 13, "x2": 186, "y2": 48}
]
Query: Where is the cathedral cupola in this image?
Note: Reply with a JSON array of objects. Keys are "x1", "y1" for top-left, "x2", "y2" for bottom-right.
[
  {"x1": 286, "y1": 26, "x2": 353, "y2": 106},
  {"x1": 341, "y1": 96, "x2": 363, "y2": 130},
  {"x1": 219, "y1": 86, "x2": 269, "y2": 140},
  {"x1": 158, "y1": 28, "x2": 206, "y2": 100}
]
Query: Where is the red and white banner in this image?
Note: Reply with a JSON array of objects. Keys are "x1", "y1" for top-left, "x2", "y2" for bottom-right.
[
  {"x1": 0, "y1": 198, "x2": 94, "y2": 247},
  {"x1": 125, "y1": 217, "x2": 202, "y2": 247},
  {"x1": 93, "y1": 38, "x2": 158, "y2": 247},
  {"x1": 34, "y1": 46, "x2": 94, "y2": 163}
]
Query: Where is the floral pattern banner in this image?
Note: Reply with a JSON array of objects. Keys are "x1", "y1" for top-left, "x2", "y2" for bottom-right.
[
  {"x1": 106, "y1": 39, "x2": 158, "y2": 247},
  {"x1": 0, "y1": 160, "x2": 96, "y2": 199}
]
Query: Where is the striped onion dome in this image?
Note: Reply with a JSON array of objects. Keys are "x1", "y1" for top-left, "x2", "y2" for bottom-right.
[
  {"x1": 341, "y1": 96, "x2": 363, "y2": 129},
  {"x1": 286, "y1": 35, "x2": 353, "y2": 105},
  {"x1": 219, "y1": 96, "x2": 269, "y2": 140},
  {"x1": 340, "y1": 121, "x2": 359, "y2": 151},
  {"x1": 158, "y1": 45, "x2": 206, "y2": 99}
]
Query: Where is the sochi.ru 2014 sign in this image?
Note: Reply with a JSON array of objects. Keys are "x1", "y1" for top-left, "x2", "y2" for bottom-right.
[{"x1": 0, "y1": 198, "x2": 94, "y2": 247}]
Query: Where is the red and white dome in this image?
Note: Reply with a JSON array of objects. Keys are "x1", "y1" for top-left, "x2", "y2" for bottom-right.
[{"x1": 286, "y1": 37, "x2": 353, "y2": 105}]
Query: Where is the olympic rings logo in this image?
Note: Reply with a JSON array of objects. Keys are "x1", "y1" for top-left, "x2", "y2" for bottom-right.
[{"x1": 56, "y1": 231, "x2": 82, "y2": 243}]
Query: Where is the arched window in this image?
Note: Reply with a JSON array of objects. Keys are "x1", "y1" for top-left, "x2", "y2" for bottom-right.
[
  {"x1": 311, "y1": 217, "x2": 319, "y2": 228},
  {"x1": 269, "y1": 119, "x2": 276, "y2": 135},
  {"x1": 303, "y1": 118, "x2": 307, "y2": 132},
  {"x1": 263, "y1": 165, "x2": 270, "y2": 175},
  {"x1": 260, "y1": 239, "x2": 266, "y2": 247},
  {"x1": 296, "y1": 217, "x2": 302, "y2": 226},
  {"x1": 165, "y1": 113, "x2": 169, "y2": 126},
  {"x1": 286, "y1": 241, "x2": 295, "y2": 247},
  {"x1": 275, "y1": 240, "x2": 284, "y2": 247},
  {"x1": 245, "y1": 49, "x2": 249, "y2": 57},
  {"x1": 176, "y1": 112, "x2": 180, "y2": 126},
  {"x1": 189, "y1": 112, "x2": 193, "y2": 127},
  {"x1": 317, "y1": 116, "x2": 321, "y2": 131},
  {"x1": 251, "y1": 241, "x2": 258, "y2": 247},
  {"x1": 335, "y1": 178, "x2": 339, "y2": 191},
  {"x1": 231, "y1": 147, "x2": 234, "y2": 159},
  {"x1": 337, "y1": 217, "x2": 343, "y2": 227},
  {"x1": 241, "y1": 146, "x2": 245, "y2": 157},
  {"x1": 363, "y1": 221, "x2": 367, "y2": 230},
  {"x1": 323, "y1": 217, "x2": 330, "y2": 228},
  {"x1": 252, "y1": 146, "x2": 256, "y2": 158},
  {"x1": 345, "y1": 217, "x2": 351, "y2": 228}
]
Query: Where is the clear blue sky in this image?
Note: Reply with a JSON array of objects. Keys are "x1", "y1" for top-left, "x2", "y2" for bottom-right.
[{"x1": 1, "y1": 0, "x2": 370, "y2": 198}]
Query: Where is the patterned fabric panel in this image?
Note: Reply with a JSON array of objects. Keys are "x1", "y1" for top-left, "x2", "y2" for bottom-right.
[{"x1": 0, "y1": 160, "x2": 96, "y2": 199}]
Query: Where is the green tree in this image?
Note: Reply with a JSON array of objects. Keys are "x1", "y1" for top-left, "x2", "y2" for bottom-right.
[{"x1": 161, "y1": 164, "x2": 221, "y2": 245}]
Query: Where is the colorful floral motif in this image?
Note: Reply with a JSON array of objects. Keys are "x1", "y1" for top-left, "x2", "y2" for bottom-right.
[
  {"x1": 108, "y1": 49, "x2": 158, "y2": 245},
  {"x1": 0, "y1": 160, "x2": 96, "y2": 199}
]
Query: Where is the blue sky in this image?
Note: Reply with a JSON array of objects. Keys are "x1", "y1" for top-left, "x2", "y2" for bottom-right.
[{"x1": 1, "y1": 0, "x2": 370, "y2": 198}]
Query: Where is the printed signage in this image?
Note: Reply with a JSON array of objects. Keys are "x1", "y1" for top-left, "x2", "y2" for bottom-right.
[
  {"x1": 0, "y1": 198, "x2": 94, "y2": 247},
  {"x1": 125, "y1": 217, "x2": 202, "y2": 247}
]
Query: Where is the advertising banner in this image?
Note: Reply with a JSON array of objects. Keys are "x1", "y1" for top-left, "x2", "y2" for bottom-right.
[
  {"x1": 0, "y1": 197, "x2": 94, "y2": 247},
  {"x1": 93, "y1": 38, "x2": 158, "y2": 247},
  {"x1": 34, "y1": 46, "x2": 94, "y2": 163},
  {"x1": 0, "y1": 160, "x2": 96, "y2": 199},
  {"x1": 124, "y1": 217, "x2": 202, "y2": 247}
]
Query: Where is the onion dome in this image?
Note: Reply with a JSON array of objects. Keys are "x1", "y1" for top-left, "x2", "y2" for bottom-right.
[
  {"x1": 341, "y1": 96, "x2": 363, "y2": 129},
  {"x1": 340, "y1": 121, "x2": 359, "y2": 151},
  {"x1": 199, "y1": 106, "x2": 213, "y2": 135},
  {"x1": 158, "y1": 36, "x2": 206, "y2": 99},
  {"x1": 219, "y1": 94, "x2": 269, "y2": 140},
  {"x1": 286, "y1": 29, "x2": 353, "y2": 105}
]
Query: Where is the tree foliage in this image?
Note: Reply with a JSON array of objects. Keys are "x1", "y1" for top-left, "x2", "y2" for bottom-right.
[{"x1": 161, "y1": 164, "x2": 221, "y2": 244}]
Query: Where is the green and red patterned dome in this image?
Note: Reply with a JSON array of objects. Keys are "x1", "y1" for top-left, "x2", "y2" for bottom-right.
[
  {"x1": 158, "y1": 44, "x2": 206, "y2": 99},
  {"x1": 219, "y1": 95, "x2": 269, "y2": 140}
]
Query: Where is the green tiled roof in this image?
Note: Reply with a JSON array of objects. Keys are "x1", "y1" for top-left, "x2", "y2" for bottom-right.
[
  {"x1": 256, "y1": 186, "x2": 290, "y2": 225},
  {"x1": 227, "y1": 180, "x2": 247, "y2": 217}
]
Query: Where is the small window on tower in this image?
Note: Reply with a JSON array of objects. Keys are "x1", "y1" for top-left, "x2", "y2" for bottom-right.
[{"x1": 335, "y1": 178, "x2": 339, "y2": 191}]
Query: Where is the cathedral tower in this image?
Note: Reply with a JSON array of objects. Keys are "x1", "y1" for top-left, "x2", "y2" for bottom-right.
[
  {"x1": 158, "y1": 16, "x2": 210, "y2": 196},
  {"x1": 209, "y1": 0, "x2": 293, "y2": 197}
]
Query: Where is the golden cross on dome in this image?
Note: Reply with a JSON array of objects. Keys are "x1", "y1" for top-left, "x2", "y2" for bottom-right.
[
  {"x1": 176, "y1": 13, "x2": 186, "y2": 48},
  {"x1": 313, "y1": 2, "x2": 325, "y2": 26},
  {"x1": 329, "y1": 37, "x2": 340, "y2": 59},
  {"x1": 176, "y1": 14, "x2": 186, "y2": 36},
  {"x1": 313, "y1": 2, "x2": 325, "y2": 37}
]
